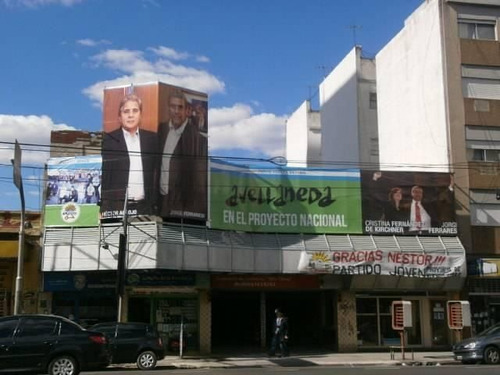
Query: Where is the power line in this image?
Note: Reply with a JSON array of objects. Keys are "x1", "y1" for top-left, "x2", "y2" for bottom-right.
[{"x1": 0, "y1": 140, "x2": 485, "y2": 172}]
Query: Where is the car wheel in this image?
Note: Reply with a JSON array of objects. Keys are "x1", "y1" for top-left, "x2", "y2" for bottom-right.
[
  {"x1": 48, "y1": 355, "x2": 80, "y2": 375},
  {"x1": 484, "y1": 346, "x2": 500, "y2": 364},
  {"x1": 137, "y1": 350, "x2": 157, "y2": 370}
]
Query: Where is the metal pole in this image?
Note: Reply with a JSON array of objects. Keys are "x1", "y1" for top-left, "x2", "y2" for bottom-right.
[
  {"x1": 117, "y1": 189, "x2": 128, "y2": 322},
  {"x1": 13, "y1": 210, "x2": 25, "y2": 315},
  {"x1": 400, "y1": 330, "x2": 405, "y2": 360},
  {"x1": 12, "y1": 140, "x2": 25, "y2": 315},
  {"x1": 180, "y1": 315, "x2": 184, "y2": 359}
]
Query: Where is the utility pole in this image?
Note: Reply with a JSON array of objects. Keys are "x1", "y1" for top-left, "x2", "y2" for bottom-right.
[
  {"x1": 116, "y1": 189, "x2": 128, "y2": 322},
  {"x1": 12, "y1": 140, "x2": 25, "y2": 315}
]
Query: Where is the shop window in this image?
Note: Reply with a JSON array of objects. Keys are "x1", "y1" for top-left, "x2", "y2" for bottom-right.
[
  {"x1": 356, "y1": 298, "x2": 376, "y2": 314},
  {"x1": 356, "y1": 297, "x2": 422, "y2": 347},
  {"x1": 154, "y1": 297, "x2": 199, "y2": 351},
  {"x1": 357, "y1": 315, "x2": 378, "y2": 346},
  {"x1": 380, "y1": 315, "x2": 400, "y2": 345},
  {"x1": 379, "y1": 298, "x2": 396, "y2": 314}
]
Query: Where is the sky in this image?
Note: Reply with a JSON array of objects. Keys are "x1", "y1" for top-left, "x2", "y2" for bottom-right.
[{"x1": 0, "y1": 0, "x2": 424, "y2": 211}]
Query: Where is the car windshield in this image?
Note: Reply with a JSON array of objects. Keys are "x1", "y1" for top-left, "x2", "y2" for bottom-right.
[{"x1": 477, "y1": 323, "x2": 500, "y2": 337}]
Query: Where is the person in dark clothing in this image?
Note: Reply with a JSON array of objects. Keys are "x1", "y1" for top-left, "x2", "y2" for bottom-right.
[
  {"x1": 269, "y1": 308, "x2": 289, "y2": 357},
  {"x1": 157, "y1": 89, "x2": 207, "y2": 219},
  {"x1": 383, "y1": 187, "x2": 408, "y2": 222}
]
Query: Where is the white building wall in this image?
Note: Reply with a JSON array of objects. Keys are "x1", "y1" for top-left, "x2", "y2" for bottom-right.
[
  {"x1": 320, "y1": 48, "x2": 360, "y2": 168},
  {"x1": 286, "y1": 100, "x2": 321, "y2": 167},
  {"x1": 307, "y1": 111, "x2": 321, "y2": 167},
  {"x1": 358, "y1": 57, "x2": 378, "y2": 167},
  {"x1": 376, "y1": 0, "x2": 451, "y2": 172}
]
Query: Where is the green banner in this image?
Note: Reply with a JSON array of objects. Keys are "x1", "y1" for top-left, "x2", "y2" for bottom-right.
[
  {"x1": 45, "y1": 156, "x2": 101, "y2": 227},
  {"x1": 44, "y1": 204, "x2": 100, "y2": 227},
  {"x1": 210, "y1": 161, "x2": 362, "y2": 234}
]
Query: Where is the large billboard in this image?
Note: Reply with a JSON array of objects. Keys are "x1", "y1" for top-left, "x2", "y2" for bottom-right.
[
  {"x1": 361, "y1": 171, "x2": 457, "y2": 235},
  {"x1": 210, "y1": 160, "x2": 363, "y2": 234},
  {"x1": 210, "y1": 163, "x2": 457, "y2": 236},
  {"x1": 100, "y1": 82, "x2": 208, "y2": 221},
  {"x1": 45, "y1": 156, "x2": 101, "y2": 226}
]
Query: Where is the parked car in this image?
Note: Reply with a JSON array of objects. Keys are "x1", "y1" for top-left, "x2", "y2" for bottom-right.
[
  {"x1": 90, "y1": 322, "x2": 165, "y2": 370},
  {"x1": 0, "y1": 314, "x2": 110, "y2": 375},
  {"x1": 453, "y1": 323, "x2": 500, "y2": 364}
]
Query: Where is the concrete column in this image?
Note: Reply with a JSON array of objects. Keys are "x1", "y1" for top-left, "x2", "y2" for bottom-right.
[
  {"x1": 421, "y1": 298, "x2": 432, "y2": 347},
  {"x1": 198, "y1": 290, "x2": 211, "y2": 354},
  {"x1": 260, "y1": 292, "x2": 267, "y2": 350},
  {"x1": 337, "y1": 291, "x2": 358, "y2": 352}
]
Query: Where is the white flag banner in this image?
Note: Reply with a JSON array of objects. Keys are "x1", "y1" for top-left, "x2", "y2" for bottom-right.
[{"x1": 297, "y1": 248, "x2": 465, "y2": 278}]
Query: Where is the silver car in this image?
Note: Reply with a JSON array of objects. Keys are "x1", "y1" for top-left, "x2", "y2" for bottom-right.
[{"x1": 453, "y1": 323, "x2": 500, "y2": 364}]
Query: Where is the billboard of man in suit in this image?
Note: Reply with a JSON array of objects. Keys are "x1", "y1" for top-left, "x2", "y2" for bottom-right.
[
  {"x1": 100, "y1": 91, "x2": 158, "y2": 218},
  {"x1": 157, "y1": 88, "x2": 208, "y2": 220}
]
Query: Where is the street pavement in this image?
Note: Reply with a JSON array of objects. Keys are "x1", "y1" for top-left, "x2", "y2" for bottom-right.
[{"x1": 153, "y1": 351, "x2": 458, "y2": 369}]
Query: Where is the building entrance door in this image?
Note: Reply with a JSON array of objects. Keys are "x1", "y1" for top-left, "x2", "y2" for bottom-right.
[{"x1": 430, "y1": 300, "x2": 448, "y2": 346}]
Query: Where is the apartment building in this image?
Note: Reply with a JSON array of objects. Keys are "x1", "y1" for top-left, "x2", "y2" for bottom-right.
[{"x1": 376, "y1": 0, "x2": 500, "y2": 333}]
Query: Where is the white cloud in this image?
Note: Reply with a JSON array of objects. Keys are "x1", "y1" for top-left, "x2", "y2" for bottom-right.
[
  {"x1": 149, "y1": 47, "x2": 210, "y2": 63},
  {"x1": 196, "y1": 55, "x2": 210, "y2": 63},
  {"x1": 3, "y1": 0, "x2": 84, "y2": 7},
  {"x1": 83, "y1": 46, "x2": 285, "y2": 158},
  {"x1": 77, "y1": 38, "x2": 111, "y2": 47},
  {"x1": 140, "y1": 0, "x2": 159, "y2": 7},
  {"x1": 150, "y1": 46, "x2": 190, "y2": 60},
  {"x1": 0, "y1": 115, "x2": 74, "y2": 165},
  {"x1": 83, "y1": 47, "x2": 225, "y2": 106},
  {"x1": 208, "y1": 104, "x2": 287, "y2": 157},
  {"x1": 90, "y1": 49, "x2": 154, "y2": 73}
]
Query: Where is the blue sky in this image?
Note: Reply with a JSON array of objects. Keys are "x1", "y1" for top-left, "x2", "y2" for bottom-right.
[{"x1": 0, "y1": 0, "x2": 423, "y2": 211}]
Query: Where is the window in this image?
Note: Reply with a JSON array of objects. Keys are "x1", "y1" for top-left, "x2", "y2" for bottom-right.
[
  {"x1": 474, "y1": 99, "x2": 490, "y2": 112},
  {"x1": 458, "y1": 20, "x2": 496, "y2": 40},
  {"x1": 0, "y1": 319, "x2": 18, "y2": 339},
  {"x1": 466, "y1": 126, "x2": 500, "y2": 162},
  {"x1": 17, "y1": 318, "x2": 57, "y2": 337},
  {"x1": 118, "y1": 325, "x2": 144, "y2": 339},
  {"x1": 60, "y1": 320, "x2": 84, "y2": 335},
  {"x1": 356, "y1": 297, "x2": 422, "y2": 347},
  {"x1": 472, "y1": 149, "x2": 500, "y2": 162},
  {"x1": 369, "y1": 92, "x2": 377, "y2": 109},
  {"x1": 462, "y1": 78, "x2": 500, "y2": 100}
]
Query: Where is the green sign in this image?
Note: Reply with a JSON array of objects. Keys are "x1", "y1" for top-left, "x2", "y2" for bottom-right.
[
  {"x1": 44, "y1": 204, "x2": 100, "y2": 227},
  {"x1": 210, "y1": 161, "x2": 362, "y2": 234},
  {"x1": 45, "y1": 156, "x2": 101, "y2": 227}
]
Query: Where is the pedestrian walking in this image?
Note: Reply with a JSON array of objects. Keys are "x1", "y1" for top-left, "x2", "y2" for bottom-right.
[{"x1": 269, "y1": 308, "x2": 289, "y2": 357}]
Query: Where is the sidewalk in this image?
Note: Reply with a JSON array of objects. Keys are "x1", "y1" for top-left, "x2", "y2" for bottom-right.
[{"x1": 157, "y1": 351, "x2": 458, "y2": 369}]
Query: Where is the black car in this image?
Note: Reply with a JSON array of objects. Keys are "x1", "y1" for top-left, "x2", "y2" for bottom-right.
[
  {"x1": 0, "y1": 314, "x2": 110, "y2": 375},
  {"x1": 90, "y1": 322, "x2": 165, "y2": 370},
  {"x1": 453, "y1": 323, "x2": 500, "y2": 364}
]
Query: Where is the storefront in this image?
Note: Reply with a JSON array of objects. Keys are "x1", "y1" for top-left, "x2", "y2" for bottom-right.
[
  {"x1": 355, "y1": 294, "x2": 452, "y2": 348},
  {"x1": 126, "y1": 271, "x2": 201, "y2": 352},
  {"x1": 0, "y1": 211, "x2": 41, "y2": 316},
  {"x1": 44, "y1": 270, "x2": 203, "y2": 351},
  {"x1": 209, "y1": 274, "x2": 335, "y2": 352},
  {"x1": 466, "y1": 257, "x2": 500, "y2": 335}
]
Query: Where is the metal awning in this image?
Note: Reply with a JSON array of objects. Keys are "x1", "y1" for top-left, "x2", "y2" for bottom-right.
[{"x1": 42, "y1": 221, "x2": 466, "y2": 291}]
